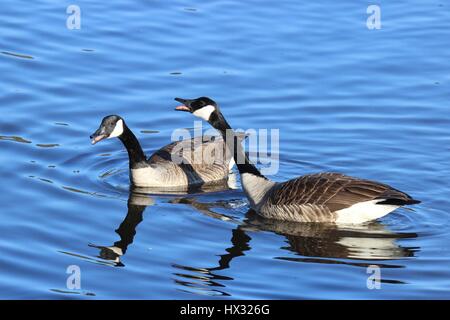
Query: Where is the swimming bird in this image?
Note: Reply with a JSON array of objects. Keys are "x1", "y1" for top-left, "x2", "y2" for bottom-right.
[
  {"x1": 90, "y1": 115, "x2": 236, "y2": 189},
  {"x1": 174, "y1": 97, "x2": 421, "y2": 224}
]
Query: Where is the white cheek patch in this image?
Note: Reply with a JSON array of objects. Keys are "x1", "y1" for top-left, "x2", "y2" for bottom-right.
[
  {"x1": 108, "y1": 119, "x2": 124, "y2": 138},
  {"x1": 193, "y1": 105, "x2": 215, "y2": 121}
]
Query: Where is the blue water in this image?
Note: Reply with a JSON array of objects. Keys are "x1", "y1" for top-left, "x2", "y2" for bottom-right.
[{"x1": 1, "y1": 0, "x2": 450, "y2": 299}]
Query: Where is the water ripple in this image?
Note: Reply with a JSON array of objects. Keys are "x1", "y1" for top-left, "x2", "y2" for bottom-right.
[{"x1": 1, "y1": 0, "x2": 449, "y2": 299}]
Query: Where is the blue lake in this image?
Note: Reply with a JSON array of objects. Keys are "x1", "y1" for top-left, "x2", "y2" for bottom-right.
[{"x1": 1, "y1": 0, "x2": 450, "y2": 299}]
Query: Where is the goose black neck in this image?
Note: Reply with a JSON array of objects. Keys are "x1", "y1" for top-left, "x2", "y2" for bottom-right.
[
  {"x1": 209, "y1": 111, "x2": 265, "y2": 178},
  {"x1": 118, "y1": 125, "x2": 147, "y2": 168}
]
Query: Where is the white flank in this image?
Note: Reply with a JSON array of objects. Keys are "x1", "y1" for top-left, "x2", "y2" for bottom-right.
[
  {"x1": 335, "y1": 200, "x2": 399, "y2": 224},
  {"x1": 108, "y1": 119, "x2": 124, "y2": 138},
  {"x1": 131, "y1": 167, "x2": 188, "y2": 188},
  {"x1": 193, "y1": 105, "x2": 216, "y2": 121},
  {"x1": 241, "y1": 173, "x2": 276, "y2": 209},
  {"x1": 131, "y1": 167, "x2": 167, "y2": 187}
]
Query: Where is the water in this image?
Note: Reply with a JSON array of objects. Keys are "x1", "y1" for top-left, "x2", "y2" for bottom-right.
[{"x1": 1, "y1": 0, "x2": 450, "y2": 299}]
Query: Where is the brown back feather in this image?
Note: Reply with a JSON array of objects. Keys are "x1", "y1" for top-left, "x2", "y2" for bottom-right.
[{"x1": 267, "y1": 173, "x2": 415, "y2": 212}]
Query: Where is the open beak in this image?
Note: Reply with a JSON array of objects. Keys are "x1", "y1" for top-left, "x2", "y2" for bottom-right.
[
  {"x1": 90, "y1": 128, "x2": 107, "y2": 145},
  {"x1": 174, "y1": 97, "x2": 193, "y2": 112},
  {"x1": 91, "y1": 135, "x2": 106, "y2": 145}
]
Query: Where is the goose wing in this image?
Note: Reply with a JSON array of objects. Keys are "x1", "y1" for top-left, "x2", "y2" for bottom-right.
[
  {"x1": 148, "y1": 135, "x2": 228, "y2": 163},
  {"x1": 148, "y1": 135, "x2": 232, "y2": 183},
  {"x1": 267, "y1": 172, "x2": 419, "y2": 212}
]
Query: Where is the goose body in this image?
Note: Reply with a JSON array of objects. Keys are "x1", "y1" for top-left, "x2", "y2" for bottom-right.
[
  {"x1": 91, "y1": 115, "x2": 234, "y2": 189},
  {"x1": 175, "y1": 97, "x2": 421, "y2": 224},
  {"x1": 129, "y1": 135, "x2": 234, "y2": 188},
  {"x1": 239, "y1": 172, "x2": 418, "y2": 224}
]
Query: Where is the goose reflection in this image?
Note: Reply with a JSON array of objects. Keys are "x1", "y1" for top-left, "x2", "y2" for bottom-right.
[
  {"x1": 243, "y1": 211, "x2": 418, "y2": 266},
  {"x1": 169, "y1": 198, "x2": 419, "y2": 296},
  {"x1": 88, "y1": 179, "x2": 236, "y2": 267},
  {"x1": 169, "y1": 197, "x2": 251, "y2": 296},
  {"x1": 89, "y1": 191, "x2": 418, "y2": 294},
  {"x1": 171, "y1": 229, "x2": 252, "y2": 296},
  {"x1": 88, "y1": 193, "x2": 152, "y2": 267}
]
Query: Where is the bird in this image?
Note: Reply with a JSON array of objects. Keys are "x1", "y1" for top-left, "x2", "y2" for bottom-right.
[
  {"x1": 90, "y1": 115, "x2": 237, "y2": 189},
  {"x1": 174, "y1": 97, "x2": 421, "y2": 224}
]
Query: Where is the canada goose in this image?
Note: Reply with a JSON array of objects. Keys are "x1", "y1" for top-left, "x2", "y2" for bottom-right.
[
  {"x1": 174, "y1": 97, "x2": 421, "y2": 224},
  {"x1": 90, "y1": 115, "x2": 236, "y2": 189}
]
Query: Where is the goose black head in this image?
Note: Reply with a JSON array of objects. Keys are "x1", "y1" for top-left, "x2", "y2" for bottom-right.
[
  {"x1": 90, "y1": 115, "x2": 125, "y2": 145},
  {"x1": 174, "y1": 97, "x2": 218, "y2": 122}
]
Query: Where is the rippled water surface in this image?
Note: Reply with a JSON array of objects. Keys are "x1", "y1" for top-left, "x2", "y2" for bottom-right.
[{"x1": 1, "y1": 0, "x2": 450, "y2": 299}]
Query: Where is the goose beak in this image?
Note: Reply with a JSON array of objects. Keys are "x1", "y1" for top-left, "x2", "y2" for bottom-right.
[
  {"x1": 174, "y1": 97, "x2": 193, "y2": 112},
  {"x1": 91, "y1": 135, "x2": 106, "y2": 145},
  {"x1": 90, "y1": 128, "x2": 106, "y2": 145}
]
